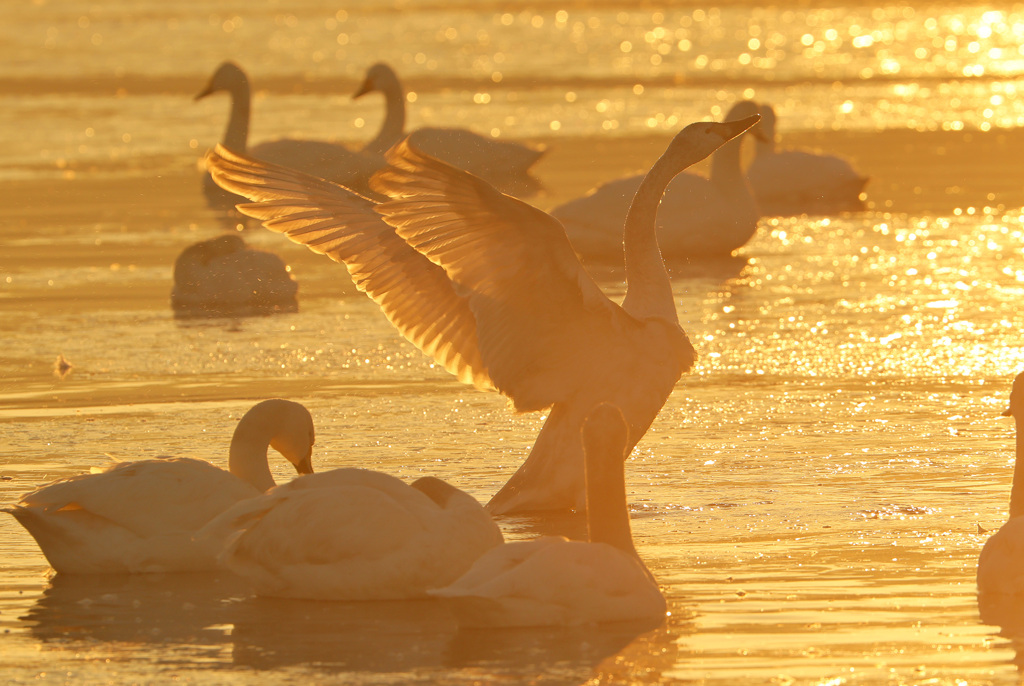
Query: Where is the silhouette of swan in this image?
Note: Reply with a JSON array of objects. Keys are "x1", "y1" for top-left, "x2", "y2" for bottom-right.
[
  {"x1": 195, "y1": 61, "x2": 380, "y2": 208},
  {"x1": 978, "y1": 371, "x2": 1024, "y2": 595},
  {"x1": 3, "y1": 399, "x2": 315, "y2": 574},
  {"x1": 745, "y1": 104, "x2": 868, "y2": 216},
  {"x1": 354, "y1": 62, "x2": 545, "y2": 196},
  {"x1": 429, "y1": 404, "x2": 665, "y2": 627},
  {"x1": 552, "y1": 101, "x2": 764, "y2": 262},
  {"x1": 171, "y1": 234, "x2": 298, "y2": 317},
  {"x1": 199, "y1": 468, "x2": 502, "y2": 600},
  {"x1": 205, "y1": 113, "x2": 759, "y2": 514}
]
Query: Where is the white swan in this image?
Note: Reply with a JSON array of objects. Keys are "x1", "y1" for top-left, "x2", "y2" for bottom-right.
[
  {"x1": 745, "y1": 103, "x2": 868, "y2": 216},
  {"x1": 429, "y1": 403, "x2": 665, "y2": 627},
  {"x1": 354, "y1": 62, "x2": 545, "y2": 195},
  {"x1": 3, "y1": 399, "x2": 315, "y2": 574},
  {"x1": 977, "y1": 372, "x2": 1024, "y2": 595},
  {"x1": 199, "y1": 468, "x2": 502, "y2": 600},
  {"x1": 195, "y1": 61, "x2": 380, "y2": 208},
  {"x1": 552, "y1": 100, "x2": 764, "y2": 262},
  {"x1": 205, "y1": 113, "x2": 759, "y2": 514},
  {"x1": 171, "y1": 233, "x2": 298, "y2": 317}
]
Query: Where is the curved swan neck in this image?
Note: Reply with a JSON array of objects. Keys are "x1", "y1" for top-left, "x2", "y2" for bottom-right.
[
  {"x1": 228, "y1": 408, "x2": 277, "y2": 492},
  {"x1": 366, "y1": 68, "x2": 406, "y2": 156},
  {"x1": 620, "y1": 152, "x2": 678, "y2": 322},
  {"x1": 1010, "y1": 413, "x2": 1024, "y2": 519},
  {"x1": 223, "y1": 74, "x2": 250, "y2": 153}
]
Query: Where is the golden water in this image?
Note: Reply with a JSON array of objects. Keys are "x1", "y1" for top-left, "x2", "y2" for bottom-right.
[{"x1": 2, "y1": 1, "x2": 1024, "y2": 683}]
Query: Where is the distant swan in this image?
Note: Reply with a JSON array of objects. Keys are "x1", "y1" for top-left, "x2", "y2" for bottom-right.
[
  {"x1": 745, "y1": 104, "x2": 868, "y2": 216},
  {"x1": 3, "y1": 399, "x2": 315, "y2": 574},
  {"x1": 195, "y1": 61, "x2": 379, "y2": 208},
  {"x1": 552, "y1": 101, "x2": 764, "y2": 262},
  {"x1": 977, "y1": 371, "x2": 1024, "y2": 595},
  {"x1": 199, "y1": 468, "x2": 502, "y2": 600},
  {"x1": 171, "y1": 234, "x2": 298, "y2": 317},
  {"x1": 429, "y1": 404, "x2": 666, "y2": 627},
  {"x1": 354, "y1": 62, "x2": 545, "y2": 196},
  {"x1": 206, "y1": 113, "x2": 759, "y2": 514}
]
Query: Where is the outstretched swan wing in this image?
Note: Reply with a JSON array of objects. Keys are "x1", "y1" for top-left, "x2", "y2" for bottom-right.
[{"x1": 207, "y1": 145, "x2": 492, "y2": 391}]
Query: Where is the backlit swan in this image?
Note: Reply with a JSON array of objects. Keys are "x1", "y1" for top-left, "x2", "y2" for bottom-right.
[
  {"x1": 195, "y1": 61, "x2": 379, "y2": 208},
  {"x1": 354, "y1": 62, "x2": 545, "y2": 195},
  {"x1": 552, "y1": 101, "x2": 764, "y2": 262},
  {"x1": 745, "y1": 103, "x2": 868, "y2": 216},
  {"x1": 429, "y1": 404, "x2": 666, "y2": 627},
  {"x1": 199, "y1": 468, "x2": 502, "y2": 600},
  {"x1": 171, "y1": 233, "x2": 298, "y2": 317},
  {"x1": 3, "y1": 399, "x2": 315, "y2": 574},
  {"x1": 206, "y1": 113, "x2": 759, "y2": 514},
  {"x1": 977, "y1": 371, "x2": 1024, "y2": 595}
]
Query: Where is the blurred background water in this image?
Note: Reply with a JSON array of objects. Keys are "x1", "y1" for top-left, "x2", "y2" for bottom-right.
[{"x1": 2, "y1": 1, "x2": 1024, "y2": 684}]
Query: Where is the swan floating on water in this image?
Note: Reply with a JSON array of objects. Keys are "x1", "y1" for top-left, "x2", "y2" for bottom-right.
[
  {"x1": 429, "y1": 403, "x2": 666, "y2": 627},
  {"x1": 3, "y1": 399, "x2": 315, "y2": 574},
  {"x1": 353, "y1": 62, "x2": 545, "y2": 196},
  {"x1": 206, "y1": 113, "x2": 758, "y2": 514},
  {"x1": 977, "y1": 371, "x2": 1024, "y2": 595},
  {"x1": 745, "y1": 103, "x2": 868, "y2": 216},
  {"x1": 200, "y1": 468, "x2": 502, "y2": 600},
  {"x1": 552, "y1": 101, "x2": 764, "y2": 262},
  {"x1": 171, "y1": 233, "x2": 298, "y2": 317},
  {"x1": 195, "y1": 61, "x2": 379, "y2": 208}
]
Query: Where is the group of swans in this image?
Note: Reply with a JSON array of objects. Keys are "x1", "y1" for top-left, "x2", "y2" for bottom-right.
[
  {"x1": 206, "y1": 114, "x2": 760, "y2": 514},
  {"x1": 7, "y1": 399, "x2": 665, "y2": 627},
  {"x1": 171, "y1": 233, "x2": 298, "y2": 317}
]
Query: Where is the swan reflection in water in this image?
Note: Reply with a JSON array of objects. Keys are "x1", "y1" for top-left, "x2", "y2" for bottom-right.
[{"x1": 24, "y1": 572, "x2": 669, "y2": 679}]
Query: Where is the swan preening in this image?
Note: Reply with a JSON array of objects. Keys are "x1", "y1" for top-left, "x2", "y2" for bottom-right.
[
  {"x1": 977, "y1": 371, "x2": 1024, "y2": 595},
  {"x1": 746, "y1": 104, "x2": 868, "y2": 216},
  {"x1": 430, "y1": 403, "x2": 666, "y2": 627},
  {"x1": 552, "y1": 100, "x2": 765, "y2": 262},
  {"x1": 4, "y1": 399, "x2": 315, "y2": 574},
  {"x1": 354, "y1": 62, "x2": 545, "y2": 196},
  {"x1": 206, "y1": 113, "x2": 759, "y2": 514},
  {"x1": 171, "y1": 234, "x2": 298, "y2": 317},
  {"x1": 199, "y1": 468, "x2": 503, "y2": 600},
  {"x1": 195, "y1": 61, "x2": 380, "y2": 208}
]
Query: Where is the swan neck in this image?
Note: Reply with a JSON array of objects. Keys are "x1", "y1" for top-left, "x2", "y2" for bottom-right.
[
  {"x1": 228, "y1": 412, "x2": 276, "y2": 492},
  {"x1": 621, "y1": 153, "x2": 677, "y2": 322},
  {"x1": 367, "y1": 74, "x2": 406, "y2": 155},
  {"x1": 223, "y1": 76, "x2": 250, "y2": 153},
  {"x1": 585, "y1": 445, "x2": 637, "y2": 556},
  {"x1": 1010, "y1": 414, "x2": 1024, "y2": 519}
]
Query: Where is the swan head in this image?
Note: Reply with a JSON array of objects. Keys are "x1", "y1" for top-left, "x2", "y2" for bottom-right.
[
  {"x1": 757, "y1": 103, "x2": 778, "y2": 142},
  {"x1": 253, "y1": 399, "x2": 316, "y2": 475},
  {"x1": 196, "y1": 61, "x2": 248, "y2": 101},
  {"x1": 667, "y1": 113, "x2": 761, "y2": 167},
  {"x1": 1003, "y1": 372, "x2": 1024, "y2": 418},
  {"x1": 582, "y1": 403, "x2": 630, "y2": 465},
  {"x1": 353, "y1": 62, "x2": 400, "y2": 100}
]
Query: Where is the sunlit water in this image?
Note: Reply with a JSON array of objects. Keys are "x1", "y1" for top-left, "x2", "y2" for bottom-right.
[{"x1": 2, "y1": 1, "x2": 1024, "y2": 684}]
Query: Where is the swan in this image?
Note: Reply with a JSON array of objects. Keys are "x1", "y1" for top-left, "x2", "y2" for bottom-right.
[
  {"x1": 745, "y1": 103, "x2": 868, "y2": 216},
  {"x1": 353, "y1": 62, "x2": 545, "y2": 195},
  {"x1": 977, "y1": 371, "x2": 1024, "y2": 595},
  {"x1": 171, "y1": 233, "x2": 298, "y2": 317},
  {"x1": 3, "y1": 399, "x2": 315, "y2": 574},
  {"x1": 205, "y1": 113, "x2": 759, "y2": 514},
  {"x1": 198, "y1": 468, "x2": 503, "y2": 600},
  {"x1": 195, "y1": 61, "x2": 380, "y2": 208},
  {"x1": 429, "y1": 403, "x2": 666, "y2": 627},
  {"x1": 551, "y1": 100, "x2": 764, "y2": 262}
]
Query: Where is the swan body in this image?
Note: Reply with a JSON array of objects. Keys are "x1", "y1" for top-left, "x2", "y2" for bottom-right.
[
  {"x1": 171, "y1": 234, "x2": 298, "y2": 317},
  {"x1": 195, "y1": 61, "x2": 379, "y2": 208},
  {"x1": 552, "y1": 101, "x2": 764, "y2": 262},
  {"x1": 745, "y1": 104, "x2": 868, "y2": 216},
  {"x1": 3, "y1": 399, "x2": 315, "y2": 574},
  {"x1": 200, "y1": 468, "x2": 503, "y2": 600},
  {"x1": 429, "y1": 404, "x2": 666, "y2": 627},
  {"x1": 354, "y1": 62, "x2": 544, "y2": 195},
  {"x1": 977, "y1": 371, "x2": 1024, "y2": 595},
  {"x1": 206, "y1": 112, "x2": 758, "y2": 514}
]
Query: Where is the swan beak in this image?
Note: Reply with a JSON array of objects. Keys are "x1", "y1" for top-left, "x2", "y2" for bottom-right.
[
  {"x1": 295, "y1": 452, "x2": 314, "y2": 475},
  {"x1": 194, "y1": 85, "x2": 214, "y2": 102},
  {"x1": 716, "y1": 114, "x2": 761, "y2": 142},
  {"x1": 352, "y1": 79, "x2": 372, "y2": 100},
  {"x1": 1002, "y1": 406, "x2": 1012, "y2": 417}
]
